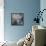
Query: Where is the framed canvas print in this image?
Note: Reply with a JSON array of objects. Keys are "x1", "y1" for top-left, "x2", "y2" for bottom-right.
[{"x1": 11, "y1": 13, "x2": 24, "y2": 26}]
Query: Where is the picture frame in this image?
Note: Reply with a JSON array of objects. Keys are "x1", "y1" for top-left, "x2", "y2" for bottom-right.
[{"x1": 11, "y1": 13, "x2": 24, "y2": 26}]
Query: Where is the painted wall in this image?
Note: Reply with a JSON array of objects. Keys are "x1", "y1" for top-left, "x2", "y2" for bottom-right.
[{"x1": 4, "y1": 0, "x2": 40, "y2": 42}]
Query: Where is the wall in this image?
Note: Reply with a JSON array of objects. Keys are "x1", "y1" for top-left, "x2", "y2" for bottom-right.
[
  {"x1": 40, "y1": 0, "x2": 46, "y2": 45},
  {"x1": 4, "y1": 0, "x2": 40, "y2": 42},
  {"x1": 0, "y1": 0, "x2": 4, "y2": 42},
  {"x1": 40, "y1": 0, "x2": 46, "y2": 26}
]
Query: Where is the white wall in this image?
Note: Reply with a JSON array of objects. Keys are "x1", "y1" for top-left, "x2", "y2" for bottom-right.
[
  {"x1": 40, "y1": 0, "x2": 46, "y2": 27},
  {"x1": 0, "y1": 0, "x2": 4, "y2": 42},
  {"x1": 40, "y1": 0, "x2": 46, "y2": 45}
]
